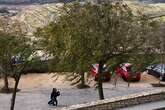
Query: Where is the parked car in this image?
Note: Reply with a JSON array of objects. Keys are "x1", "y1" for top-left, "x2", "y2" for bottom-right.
[
  {"x1": 115, "y1": 63, "x2": 141, "y2": 81},
  {"x1": 146, "y1": 64, "x2": 165, "y2": 81},
  {"x1": 90, "y1": 64, "x2": 111, "y2": 81}
]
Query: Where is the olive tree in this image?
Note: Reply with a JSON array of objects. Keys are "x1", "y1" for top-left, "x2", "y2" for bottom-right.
[{"x1": 35, "y1": 2, "x2": 153, "y2": 99}]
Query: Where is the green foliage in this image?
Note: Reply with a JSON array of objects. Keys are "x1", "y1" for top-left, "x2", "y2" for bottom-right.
[
  {"x1": 36, "y1": 2, "x2": 153, "y2": 71},
  {"x1": 128, "y1": 54, "x2": 159, "y2": 71},
  {"x1": 0, "y1": 18, "x2": 35, "y2": 78},
  {"x1": 0, "y1": 18, "x2": 36, "y2": 110},
  {"x1": 0, "y1": 32, "x2": 32, "y2": 75},
  {"x1": 23, "y1": 57, "x2": 49, "y2": 73},
  {"x1": 35, "y1": 1, "x2": 159, "y2": 98},
  {"x1": 35, "y1": 2, "x2": 160, "y2": 92}
]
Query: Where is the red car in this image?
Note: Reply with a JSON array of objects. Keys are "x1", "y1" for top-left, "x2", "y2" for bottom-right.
[
  {"x1": 115, "y1": 63, "x2": 141, "y2": 81},
  {"x1": 90, "y1": 64, "x2": 111, "y2": 81}
]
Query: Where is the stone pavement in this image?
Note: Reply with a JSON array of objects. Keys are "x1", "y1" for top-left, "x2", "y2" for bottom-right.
[{"x1": 0, "y1": 86, "x2": 156, "y2": 110}]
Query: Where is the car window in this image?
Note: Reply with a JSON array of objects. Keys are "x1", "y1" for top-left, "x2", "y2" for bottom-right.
[
  {"x1": 153, "y1": 65, "x2": 165, "y2": 73},
  {"x1": 121, "y1": 66, "x2": 127, "y2": 71},
  {"x1": 157, "y1": 68, "x2": 165, "y2": 73},
  {"x1": 153, "y1": 67, "x2": 160, "y2": 71}
]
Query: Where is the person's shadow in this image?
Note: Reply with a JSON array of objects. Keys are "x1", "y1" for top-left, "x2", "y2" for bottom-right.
[{"x1": 48, "y1": 104, "x2": 66, "y2": 108}]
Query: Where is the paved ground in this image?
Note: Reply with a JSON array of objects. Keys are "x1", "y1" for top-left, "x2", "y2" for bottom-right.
[
  {"x1": 0, "y1": 73, "x2": 162, "y2": 110},
  {"x1": 0, "y1": 86, "x2": 156, "y2": 110}
]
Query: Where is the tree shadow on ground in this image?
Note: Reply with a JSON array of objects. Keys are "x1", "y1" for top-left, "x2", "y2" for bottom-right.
[
  {"x1": 76, "y1": 84, "x2": 90, "y2": 89},
  {"x1": 151, "y1": 83, "x2": 165, "y2": 87},
  {"x1": 0, "y1": 88, "x2": 21, "y2": 94}
]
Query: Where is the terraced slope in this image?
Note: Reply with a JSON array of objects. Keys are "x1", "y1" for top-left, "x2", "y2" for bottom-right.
[
  {"x1": 0, "y1": 0, "x2": 68, "y2": 4},
  {"x1": 11, "y1": 3, "x2": 64, "y2": 34},
  {"x1": 8, "y1": 1, "x2": 165, "y2": 35}
]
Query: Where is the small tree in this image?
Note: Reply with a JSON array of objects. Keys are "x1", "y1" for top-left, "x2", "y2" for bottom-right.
[
  {"x1": 0, "y1": 32, "x2": 11, "y2": 92},
  {"x1": 0, "y1": 17, "x2": 13, "y2": 91},
  {"x1": 0, "y1": 18, "x2": 34, "y2": 110},
  {"x1": 0, "y1": 17, "x2": 28, "y2": 92},
  {"x1": 0, "y1": 32, "x2": 34, "y2": 110}
]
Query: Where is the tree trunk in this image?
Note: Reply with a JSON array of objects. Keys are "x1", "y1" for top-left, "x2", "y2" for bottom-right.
[
  {"x1": 3, "y1": 74, "x2": 9, "y2": 91},
  {"x1": 80, "y1": 71, "x2": 85, "y2": 87},
  {"x1": 10, "y1": 75, "x2": 21, "y2": 110},
  {"x1": 127, "y1": 79, "x2": 130, "y2": 87},
  {"x1": 114, "y1": 74, "x2": 118, "y2": 88},
  {"x1": 98, "y1": 60, "x2": 104, "y2": 100}
]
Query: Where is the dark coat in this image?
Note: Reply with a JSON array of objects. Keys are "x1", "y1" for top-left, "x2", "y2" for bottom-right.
[{"x1": 51, "y1": 91, "x2": 60, "y2": 99}]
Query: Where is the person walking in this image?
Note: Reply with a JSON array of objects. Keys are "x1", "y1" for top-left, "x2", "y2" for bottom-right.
[{"x1": 48, "y1": 88, "x2": 60, "y2": 106}]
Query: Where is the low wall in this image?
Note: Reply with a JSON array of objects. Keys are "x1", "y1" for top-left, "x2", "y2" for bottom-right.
[{"x1": 61, "y1": 89, "x2": 165, "y2": 110}]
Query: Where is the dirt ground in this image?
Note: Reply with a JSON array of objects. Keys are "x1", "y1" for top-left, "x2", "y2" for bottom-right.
[
  {"x1": 0, "y1": 72, "x2": 160, "y2": 90},
  {"x1": 0, "y1": 73, "x2": 72, "y2": 90}
]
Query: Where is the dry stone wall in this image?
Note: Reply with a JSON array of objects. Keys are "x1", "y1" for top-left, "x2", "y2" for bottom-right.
[{"x1": 61, "y1": 89, "x2": 165, "y2": 110}]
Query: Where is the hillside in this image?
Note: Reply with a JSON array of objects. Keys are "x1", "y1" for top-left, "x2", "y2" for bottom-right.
[
  {"x1": 12, "y1": 3, "x2": 64, "y2": 34},
  {"x1": 126, "y1": 1, "x2": 165, "y2": 16},
  {"x1": 0, "y1": 0, "x2": 76, "y2": 5},
  {"x1": 0, "y1": 1, "x2": 165, "y2": 35}
]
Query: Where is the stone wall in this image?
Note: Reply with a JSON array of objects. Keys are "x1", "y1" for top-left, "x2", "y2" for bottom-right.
[{"x1": 61, "y1": 89, "x2": 165, "y2": 110}]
